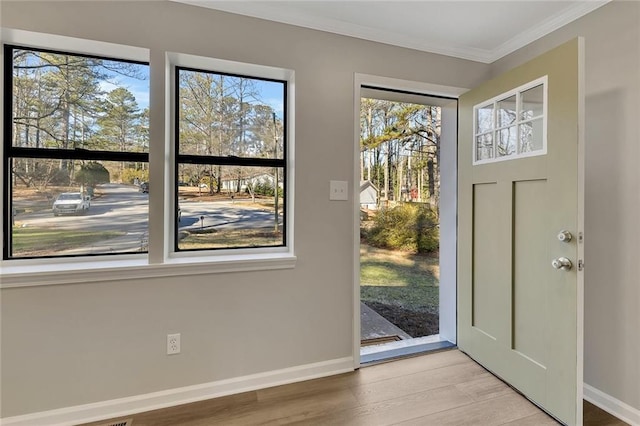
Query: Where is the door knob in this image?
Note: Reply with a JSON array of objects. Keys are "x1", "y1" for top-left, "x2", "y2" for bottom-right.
[
  {"x1": 557, "y1": 230, "x2": 573, "y2": 242},
  {"x1": 552, "y1": 257, "x2": 572, "y2": 271}
]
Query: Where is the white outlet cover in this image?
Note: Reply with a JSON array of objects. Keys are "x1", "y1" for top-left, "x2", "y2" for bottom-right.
[
  {"x1": 167, "y1": 333, "x2": 181, "y2": 355},
  {"x1": 329, "y1": 180, "x2": 348, "y2": 201}
]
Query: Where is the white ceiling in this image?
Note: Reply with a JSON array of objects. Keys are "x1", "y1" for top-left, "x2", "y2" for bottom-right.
[{"x1": 173, "y1": 0, "x2": 608, "y2": 63}]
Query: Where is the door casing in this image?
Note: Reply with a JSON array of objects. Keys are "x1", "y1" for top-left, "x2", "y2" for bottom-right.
[{"x1": 352, "y1": 74, "x2": 466, "y2": 366}]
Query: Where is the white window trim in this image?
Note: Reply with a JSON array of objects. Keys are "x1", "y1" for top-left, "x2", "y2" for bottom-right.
[
  {"x1": 0, "y1": 29, "x2": 296, "y2": 288},
  {"x1": 161, "y1": 52, "x2": 296, "y2": 263},
  {"x1": 0, "y1": 28, "x2": 149, "y2": 62},
  {"x1": 0, "y1": 252, "x2": 297, "y2": 288},
  {"x1": 472, "y1": 76, "x2": 548, "y2": 165}
]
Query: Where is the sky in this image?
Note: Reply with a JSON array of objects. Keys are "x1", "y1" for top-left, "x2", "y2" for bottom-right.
[
  {"x1": 104, "y1": 65, "x2": 285, "y2": 119},
  {"x1": 101, "y1": 63, "x2": 149, "y2": 110}
]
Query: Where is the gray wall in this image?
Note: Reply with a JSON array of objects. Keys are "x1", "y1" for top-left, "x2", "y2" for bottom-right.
[
  {"x1": 492, "y1": 0, "x2": 640, "y2": 412},
  {"x1": 0, "y1": 1, "x2": 490, "y2": 417},
  {"x1": 3, "y1": 0, "x2": 638, "y2": 419}
]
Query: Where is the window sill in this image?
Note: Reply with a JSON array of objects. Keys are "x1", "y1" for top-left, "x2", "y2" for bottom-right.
[{"x1": 0, "y1": 252, "x2": 297, "y2": 288}]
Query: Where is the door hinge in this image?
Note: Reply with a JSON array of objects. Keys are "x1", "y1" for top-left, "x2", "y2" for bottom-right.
[{"x1": 578, "y1": 259, "x2": 584, "y2": 271}]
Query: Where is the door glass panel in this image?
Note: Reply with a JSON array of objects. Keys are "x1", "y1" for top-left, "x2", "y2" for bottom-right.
[
  {"x1": 476, "y1": 133, "x2": 494, "y2": 161},
  {"x1": 473, "y1": 77, "x2": 546, "y2": 165},
  {"x1": 521, "y1": 85, "x2": 544, "y2": 120},
  {"x1": 497, "y1": 95, "x2": 517, "y2": 127},
  {"x1": 519, "y1": 119, "x2": 543, "y2": 153},
  {"x1": 497, "y1": 126, "x2": 517, "y2": 157},
  {"x1": 476, "y1": 104, "x2": 494, "y2": 134}
]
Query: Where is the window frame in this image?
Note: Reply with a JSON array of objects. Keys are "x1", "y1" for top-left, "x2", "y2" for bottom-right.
[
  {"x1": 173, "y1": 65, "x2": 288, "y2": 253},
  {"x1": 472, "y1": 76, "x2": 548, "y2": 165},
  {"x1": 3, "y1": 44, "x2": 150, "y2": 260}
]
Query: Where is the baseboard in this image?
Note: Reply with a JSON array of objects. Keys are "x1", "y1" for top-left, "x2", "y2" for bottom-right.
[
  {"x1": 1, "y1": 356, "x2": 354, "y2": 426},
  {"x1": 584, "y1": 383, "x2": 640, "y2": 426}
]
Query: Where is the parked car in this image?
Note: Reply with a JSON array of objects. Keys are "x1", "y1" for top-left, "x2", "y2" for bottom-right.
[
  {"x1": 139, "y1": 182, "x2": 149, "y2": 193},
  {"x1": 52, "y1": 192, "x2": 91, "y2": 216}
]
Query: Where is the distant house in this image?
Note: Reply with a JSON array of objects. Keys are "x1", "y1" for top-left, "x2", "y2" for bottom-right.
[
  {"x1": 360, "y1": 180, "x2": 378, "y2": 209},
  {"x1": 220, "y1": 173, "x2": 276, "y2": 193}
]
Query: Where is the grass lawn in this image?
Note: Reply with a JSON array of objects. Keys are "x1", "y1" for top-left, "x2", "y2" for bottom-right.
[
  {"x1": 12, "y1": 227, "x2": 124, "y2": 257},
  {"x1": 360, "y1": 244, "x2": 439, "y2": 314},
  {"x1": 179, "y1": 228, "x2": 282, "y2": 249}
]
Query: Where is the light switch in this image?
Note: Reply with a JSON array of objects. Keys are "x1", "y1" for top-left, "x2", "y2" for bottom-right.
[{"x1": 329, "y1": 180, "x2": 348, "y2": 201}]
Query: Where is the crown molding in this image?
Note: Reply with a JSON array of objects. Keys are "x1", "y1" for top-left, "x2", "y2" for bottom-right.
[
  {"x1": 489, "y1": 1, "x2": 609, "y2": 62},
  {"x1": 172, "y1": 0, "x2": 610, "y2": 64}
]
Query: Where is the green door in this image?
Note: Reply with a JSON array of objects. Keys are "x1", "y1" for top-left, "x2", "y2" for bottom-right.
[{"x1": 458, "y1": 39, "x2": 584, "y2": 426}]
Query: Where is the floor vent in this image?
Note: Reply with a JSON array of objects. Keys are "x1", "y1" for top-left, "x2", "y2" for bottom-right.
[{"x1": 99, "y1": 419, "x2": 133, "y2": 426}]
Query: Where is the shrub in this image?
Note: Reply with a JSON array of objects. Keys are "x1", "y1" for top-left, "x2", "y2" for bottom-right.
[
  {"x1": 49, "y1": 168, "x2": 71, "y2": 186},
  {"x1": 121, "y1": 168, "x2": 148, "y2": 184},
  {"x1": 366, "y1": 203, "x2": 438, "y2": 253},
  {"x1": 75, "y1": 162, "x2": 110, "y2": 186},
  {"x1": 252, "y1": 181, "x2": 283, "y2": 198}
]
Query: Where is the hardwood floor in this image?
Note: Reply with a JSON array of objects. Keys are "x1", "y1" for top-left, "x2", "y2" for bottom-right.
[
  {"x1": 584, "y1": 401, "x2": 629, "y2": 426},
  {"x1": 83, "y1": 350, "x2": 627, "y2": 426}
]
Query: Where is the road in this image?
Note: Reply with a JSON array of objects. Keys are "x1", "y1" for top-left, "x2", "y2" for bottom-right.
[
  {"x1": 179, "y1": 199, "x2": 281, "y2": 230},
  {"x1": 24, "y1": 183, "x2": 149, "y2": 232},
  {"x1": 14, "y1": 183, "x2": 282, "y2": 255}
]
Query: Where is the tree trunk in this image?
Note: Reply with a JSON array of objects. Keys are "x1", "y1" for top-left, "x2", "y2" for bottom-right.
[
  {"x1": 384, "y1": 155, "x2": 389, "y2": 202},
  {"x1": 396, "y1": 156, "x2": 403, "y2": 201},
  {"x1": 427, "y1": 156, "x2": 435, "y2": 207}
]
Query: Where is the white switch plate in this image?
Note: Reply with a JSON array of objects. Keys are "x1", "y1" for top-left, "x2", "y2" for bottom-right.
[{"x1": 330, "y1": 180, "x2": 348, "y2": 201}]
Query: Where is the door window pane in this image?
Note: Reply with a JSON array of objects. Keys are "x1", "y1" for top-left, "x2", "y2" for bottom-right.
[
  {"x1": 497, "y1": 95, "x2": 517, "y2": 127},
  {"x1": 519, "y1": 119, "x2": 544, "y2": 153},
  {"x1": 476, "y1": 133, "x2": 494, "y2": 161},
  {"x1": 497, "y1": 127, "x2": 517, "y2": 157},
  {"x1": 476, "y1": 104, "x2": 494, "y2": 134},
  {"x1": 521, "y1": 85, "x2": 544, "y2": 120}
]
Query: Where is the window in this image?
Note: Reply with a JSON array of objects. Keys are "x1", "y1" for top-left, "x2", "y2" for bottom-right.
[
  {"x1": 175, "y1": 67, "x2": 287, "y2": 251},
  {"x1": 1, "y1": 34, "x2": 295, "y2": 282},
  {"x1": 473, "y1": 77, "x2": 547, "y2": 164},
  {"x1": 4, "y1": 45, "x2": 150, "y2": 259}
]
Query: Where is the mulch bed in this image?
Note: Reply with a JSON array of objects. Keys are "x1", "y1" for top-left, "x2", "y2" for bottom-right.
[{"x1": 364, "y1": 301, "x2": 439, "y2": 338}]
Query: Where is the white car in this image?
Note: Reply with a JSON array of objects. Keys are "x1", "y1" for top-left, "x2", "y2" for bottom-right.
[{"x1": 52, "y1": 192, "x2": 91, "y2": 216}]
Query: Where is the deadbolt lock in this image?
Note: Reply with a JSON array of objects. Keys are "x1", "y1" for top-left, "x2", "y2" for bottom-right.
[{"x1": 557, "y1": 230, "x2": 573, "y2": 243}]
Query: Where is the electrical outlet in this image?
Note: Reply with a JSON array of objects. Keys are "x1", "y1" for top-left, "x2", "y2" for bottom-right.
[{"x1": 167, "y1": 333, "x2": 180, "y2": 355}]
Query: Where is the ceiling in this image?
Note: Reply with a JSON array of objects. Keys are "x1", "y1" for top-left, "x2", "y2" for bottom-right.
[{"x1": 173, "y1": 1, "x2": 608, "y2": 63}]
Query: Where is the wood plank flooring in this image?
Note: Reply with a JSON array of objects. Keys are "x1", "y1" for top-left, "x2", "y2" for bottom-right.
[
  {"x1": 584, "y1": 401, "x2": 629, "y2": 426},
  {"x1": 83, "y1": 349, "x2": 627, "y2": 426}
]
